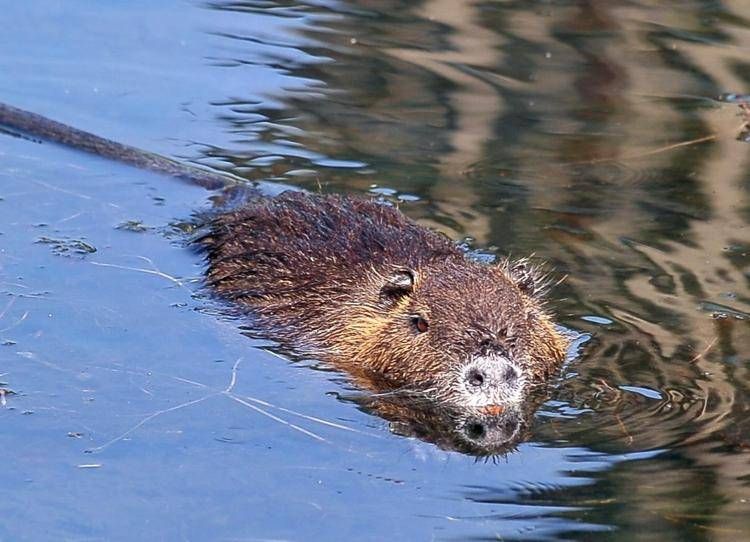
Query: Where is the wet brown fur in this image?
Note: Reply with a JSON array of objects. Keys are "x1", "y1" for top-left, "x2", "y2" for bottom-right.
[{"x1": 201, "y1": 191, "x2": 568, "y2": 403}]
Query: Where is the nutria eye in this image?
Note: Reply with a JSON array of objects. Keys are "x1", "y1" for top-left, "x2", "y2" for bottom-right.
[{"x1": 411, "y1": 316, "x2": 429, "y2": 333}]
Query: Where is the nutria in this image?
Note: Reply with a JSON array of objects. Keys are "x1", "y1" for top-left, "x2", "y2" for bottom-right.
[
  {"x1": 0, "y1": 102, "x2": 570, "y2": 410},
  {"x1": 200, "y1": 191, "x2": 569, "y2": 408}
]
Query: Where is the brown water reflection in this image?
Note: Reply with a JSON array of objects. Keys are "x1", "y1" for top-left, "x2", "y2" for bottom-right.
[{"x1": 204, "y1": 0, "x2": 750, "y2": 536}]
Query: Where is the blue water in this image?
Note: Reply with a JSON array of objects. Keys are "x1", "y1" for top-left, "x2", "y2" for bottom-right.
[{"x1": 2, "y1": 1, "x2": 750, "y2": 540}]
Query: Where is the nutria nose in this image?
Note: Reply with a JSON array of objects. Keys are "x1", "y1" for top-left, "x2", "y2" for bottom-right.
[
  {"x1": 467, "y1": 368, "x2": 486, "y2": 388},
  {"x1": 464, "y1": 358, "x2": 522, "y2": 393},
  {"x1": 501, "y1": 364, "x2": 519, "y2": 384}
]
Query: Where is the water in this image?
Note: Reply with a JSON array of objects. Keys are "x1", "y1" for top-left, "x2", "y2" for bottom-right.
[{"x1": 1, "y1": 1, "x2": 749, "y2": 540}]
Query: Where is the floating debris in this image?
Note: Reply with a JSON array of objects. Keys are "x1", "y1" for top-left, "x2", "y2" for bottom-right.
[
  {"x1": 0, "y1": 388, "x2": 16, "y2": 406},
  {"x1": 36, "y1": 236, "x2": 96, "y2": 256},
  {"x1": 718, "y1": 93, "x2": 750, "y2": 142},
  {"x1": 701, "y1": 301, "x2": 749, "y2": 320},
  {"x1": 116, "y1": 220, "x2": 150, "y2": 233}
]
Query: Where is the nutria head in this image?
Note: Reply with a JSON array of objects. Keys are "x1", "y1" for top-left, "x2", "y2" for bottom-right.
[
  {"x1": 335, "y1": 257, "x2": 567, "y2": 408},
  {"x1": 201, "y1": 192, "x2": 568, "y2": 409}
]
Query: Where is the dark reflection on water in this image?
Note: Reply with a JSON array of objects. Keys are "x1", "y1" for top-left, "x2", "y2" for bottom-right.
[
  {"x1": 2, "y1": 0, "x2": 750, "y2": 539},
  {"x1": 347, "y1": 391, "x2": 544, "y2": 458}
]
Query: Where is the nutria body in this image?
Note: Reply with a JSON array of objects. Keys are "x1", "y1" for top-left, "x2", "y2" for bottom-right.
[{"x1": 202, "y1": 191, "x2": 568, "y2": 407}]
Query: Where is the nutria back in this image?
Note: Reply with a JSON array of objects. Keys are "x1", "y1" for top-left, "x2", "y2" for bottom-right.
[{"x1": 201, "y1": 191, "x2": 568, "y2": 408}]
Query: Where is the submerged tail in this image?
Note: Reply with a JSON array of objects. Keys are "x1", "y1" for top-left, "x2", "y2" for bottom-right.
[{"x1": 0, "y1": 102, "x2": 240, "y2": 190}]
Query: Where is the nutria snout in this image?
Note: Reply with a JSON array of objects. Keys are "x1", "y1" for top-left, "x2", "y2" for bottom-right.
[
  {"x1": 461, "y1": 356, "x2": 524, "y2": 407},
  {"x1": 199, "y1": 191, "x2": 569, "y2": 408}
]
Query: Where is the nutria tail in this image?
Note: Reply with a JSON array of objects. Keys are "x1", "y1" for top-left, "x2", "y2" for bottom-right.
[{"x1": 0, "y1": 101, "x2": 240, "y2": 190}]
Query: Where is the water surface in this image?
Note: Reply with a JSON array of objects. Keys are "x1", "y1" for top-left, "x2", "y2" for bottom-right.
[{"x1": 1, "y1": 1, "x2": 749, "y2": 540}]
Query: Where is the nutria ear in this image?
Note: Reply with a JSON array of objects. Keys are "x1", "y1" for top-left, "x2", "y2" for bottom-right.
[
  {"x1": 507, "y1": 260, "x2": 537, "y2": 296},
  {"x1": 380, "y1": 268, "x2": 415, "y2": 300}
]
